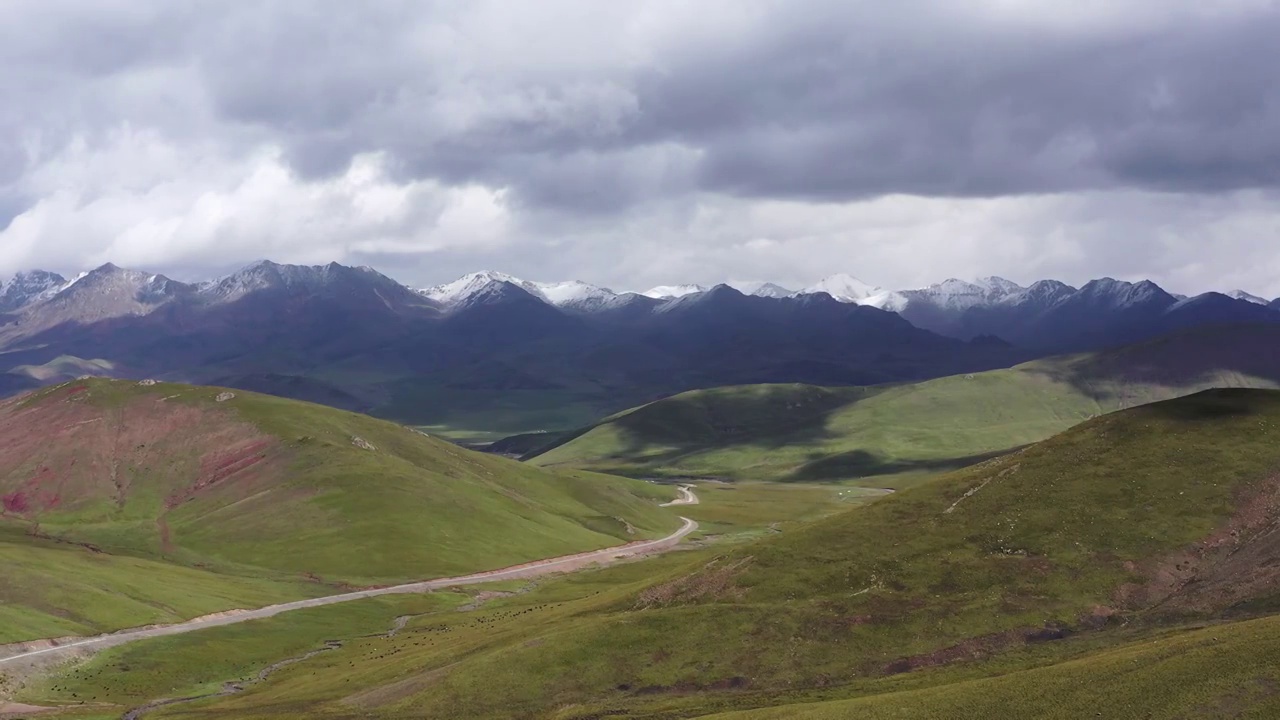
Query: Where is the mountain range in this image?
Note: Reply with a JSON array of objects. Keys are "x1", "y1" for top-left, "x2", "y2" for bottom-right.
[{"x1": 0, "y1": 261, "x2": 1277, "y2": 433}]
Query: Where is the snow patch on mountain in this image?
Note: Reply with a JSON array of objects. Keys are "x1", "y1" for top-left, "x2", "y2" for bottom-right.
[
  {"x1": 642, "y1": 284, "x2": 709, "y2": 300},
  {"x1": 0, "y1": 270, "x2": 69, "y2": 312},
  {"x1": 802, "y1": 274, "x2": 883, "y2": 302},
  {"x1": 860, "y1": 291, "x2": 910, "y2": 312},
  {"x1": 421, "y1": 271, "x2": 548, "y2": 305},
  {"x1": 902, "y1": 277, "x2": 1027, "y2": 310},
  {"x1": 421, "y1": 272, "x2": 633, "y2": 311},
  {"x1": 1228, "y1": 289, "x2": 1270, "y2": 305},
  {"x1": 999, "y1": 280, "x2": 1076, "y2": 307}
]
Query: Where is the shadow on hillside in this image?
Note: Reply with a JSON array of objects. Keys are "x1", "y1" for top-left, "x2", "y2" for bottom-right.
[
  {"x1": 600, "y1": 384, "x2": 867, "y2": 462},
  {"x1": 1138, "y1": 387, "x2": 1280, "y2": 422},
  {"x1": 1029, "y1": 324, "x2": 1280, "y2": 405},
  {"x1": 784, "y1": 447, "x2": 1019, "y2": 483}
]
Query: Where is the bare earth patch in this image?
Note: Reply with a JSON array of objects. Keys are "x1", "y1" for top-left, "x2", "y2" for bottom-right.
[{"x1": 1117, "y1": 472, "x2": 1280, "y2": 616}]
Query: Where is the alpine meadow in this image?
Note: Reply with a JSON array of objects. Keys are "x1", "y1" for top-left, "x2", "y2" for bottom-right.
[{"x1": 5, "y1": 2, "x2": 1280, "y2": 719}]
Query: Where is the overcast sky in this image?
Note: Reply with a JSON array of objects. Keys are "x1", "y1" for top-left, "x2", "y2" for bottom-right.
[{"x1": 2, "y1": 1, "x2": 1279, "y2": 296}]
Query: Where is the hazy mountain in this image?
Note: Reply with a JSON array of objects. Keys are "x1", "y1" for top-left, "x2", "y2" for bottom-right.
[
  {"x1": 0, "y1": 264, "x2": 195, "y2": 341},
  {"x1": 0, "y1": 270, "x2": 67, "y2": 313},
  {"x1": 859, "y1": 276, "x2": 1279, "y2": 352},
  {"x1": 728, "y1": 281, "x2": 795, "y2": 298}
]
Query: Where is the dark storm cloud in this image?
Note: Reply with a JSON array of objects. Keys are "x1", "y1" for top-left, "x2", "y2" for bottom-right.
[
  {"x1": 7, "y1": 1, "x2": 1280, "y2": 215},
  {"x1": 4, "y1": 0, "x2": 1280, "y2": 297},
  {"x1": 118, "y1": 1, "x2": 1280, "y2": 210},
  {"x1": 641, "y1": 5, "x2": 1280, "y2": 200}
]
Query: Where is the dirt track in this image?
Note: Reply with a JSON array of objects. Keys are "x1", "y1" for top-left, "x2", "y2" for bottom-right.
[
  {"x1": 660, "y1": 484, "x2": 699, "y2": 506},
  {"x1": 0, "y1": 505, "x2": 698, "y2": 671}
]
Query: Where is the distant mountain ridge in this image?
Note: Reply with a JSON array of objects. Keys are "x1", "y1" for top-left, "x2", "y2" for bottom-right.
[
  {"x1": 1, "y1": 259, "x2": 1277, "y2": 432},
  {"x1": 415, "y1": 269, "x2": 1280, "y2": 351}
]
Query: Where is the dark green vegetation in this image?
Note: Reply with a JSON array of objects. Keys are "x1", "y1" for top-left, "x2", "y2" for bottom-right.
[
  {"x1": 20, "y1": 389, "x2": 1280, "y2": 718},
  {"x1": 531, "y1": 325, "x2": 1280, "y2": 485},
  {"x1": 0, "y1": 379, "x2": 681, "y2": 643}
]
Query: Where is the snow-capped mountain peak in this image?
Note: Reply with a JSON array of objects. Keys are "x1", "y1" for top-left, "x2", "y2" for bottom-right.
[
  {"x1": 1228, "y1": 289, "x2": 1270, "y2": 305},
  {"x1": 642, "y1": 284, "x2": 709, "y2": 300},
  {"x1": 974, "y1": 276, "x2": 1026, "y2": 296},
  {"x1": 802, "y1": 273, "x2": 883, "y2": 303},
  {"x1": 1075, "y1": 278, "x2": 1174, "y2": 308},
  {"x1": 528, "y1": 280, "x2": 627, "y2": 312},
  {"x1": 902, "y1": 277, "x2": 1026, "y2": 311},
  {"x1": 421, "y1": 272, "x2": 628, "y2": 311},
  {"x1": 422, "y1": 271, "x2": 546, "y2": 305},
  {"x1": 0, "y1": 270, "x2": 69, "y2": 312}
]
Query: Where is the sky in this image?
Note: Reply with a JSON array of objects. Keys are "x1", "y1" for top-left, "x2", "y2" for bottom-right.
[{"x1": 1, "y1": 0, "x2": 1279, "y2": 297}]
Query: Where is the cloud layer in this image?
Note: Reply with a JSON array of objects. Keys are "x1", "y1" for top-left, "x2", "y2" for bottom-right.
[{"x1": 2, "y1": 0, "x2": 1279, "y2": 295}]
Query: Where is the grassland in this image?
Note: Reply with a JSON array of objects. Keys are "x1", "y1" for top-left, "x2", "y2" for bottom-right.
[
  {"x1": 7, "y1": 593, "x2": 468, "y2": 709},
  {"x1": 708, "y1": 614, "x2": 1280, "y2": 719},
  {"x1": 9, "y1": 478, "x2": 845, "y2": 716},
  {"x1": 0, "y1": 526, "x2": 317, "y2": 644},
  {"x1": 0, "y1": 378, "x2": 686, "y2": 643},
  {"x1": 19, "y1": 389, "x2": 1280, "y2": 719},
  {"x1": 531, "y1": 325, "x2": 1280, "y2": 485}
]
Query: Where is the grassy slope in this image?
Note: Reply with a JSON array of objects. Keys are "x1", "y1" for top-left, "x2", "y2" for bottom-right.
[
  {"x1": 531, "y1": 325, "x2": 1280, "y2": 485},
  {"x1": 8, "y1": 593, "x2": 468, "y2": 708},
  {"x1": 707, "y1": 614, "x2": 1280, "y2": 719},
  {"x1": 0, "y1": 379, "x2": 683, "y2": 642},
  {"x1": 12, "y1": 483, "x2": 848, "y2": 715},
  {"x1": 0, "y1": 526, "x2": 314, "y2": 644},
  {"x1": 32, "y1": 389, "x2": 1280, "y2": 719}
]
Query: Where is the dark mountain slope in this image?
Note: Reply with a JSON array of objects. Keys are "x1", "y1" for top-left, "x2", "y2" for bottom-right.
[
  {"x1": 0, "y1": 262, "x2": 1272, "y2": 436},
  {"x1": 530, "y1": 323, "x2": 1280, "y2": 483}
]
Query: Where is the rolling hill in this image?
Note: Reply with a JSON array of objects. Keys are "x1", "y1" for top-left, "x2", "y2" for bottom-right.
[
  {"x1": 30, "y1": 388, "x2": 1280, "y2": 718},
  {"x1": 0, "y1": 378, "x2": 681, "y2": 642},
  {"x1": 528, "y1": 324, "x2": 1280, "y2": 485}
]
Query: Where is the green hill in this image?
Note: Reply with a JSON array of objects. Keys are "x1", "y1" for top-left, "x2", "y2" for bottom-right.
[
  {"x1": 529, "y1": 324, "x2": 1280, "y2": 485},
  {"x1": 0, "y1": 378, "x2": 680, "y2": 643},
  {"x1": 31, "y1": 388, "x2": 1280, "y2": 718}
]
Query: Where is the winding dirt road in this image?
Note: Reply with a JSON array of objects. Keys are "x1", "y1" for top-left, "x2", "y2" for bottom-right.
[
  {"x1": 0, "y1": 504, "x2": 698, "y2": 671},
  {"x1": 660, "y1": 484, "x2": 699, "y2": 507}
]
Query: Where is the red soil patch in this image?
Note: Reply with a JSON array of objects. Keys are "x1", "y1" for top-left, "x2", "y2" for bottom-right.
[
  {"x1": 1, "y1": 491, "x2": 29, "y2": 513},
  {"x1": 0, "y1": 386, "x2": 289, "y2": 545},
  {"x1": 167, "y1": 438, "x2": 277, "y2": 508}
]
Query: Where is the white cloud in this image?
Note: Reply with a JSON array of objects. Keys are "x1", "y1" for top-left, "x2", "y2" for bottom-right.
[{"x1": 0, "y1": 135, "x2": 513, "y2": 277}]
